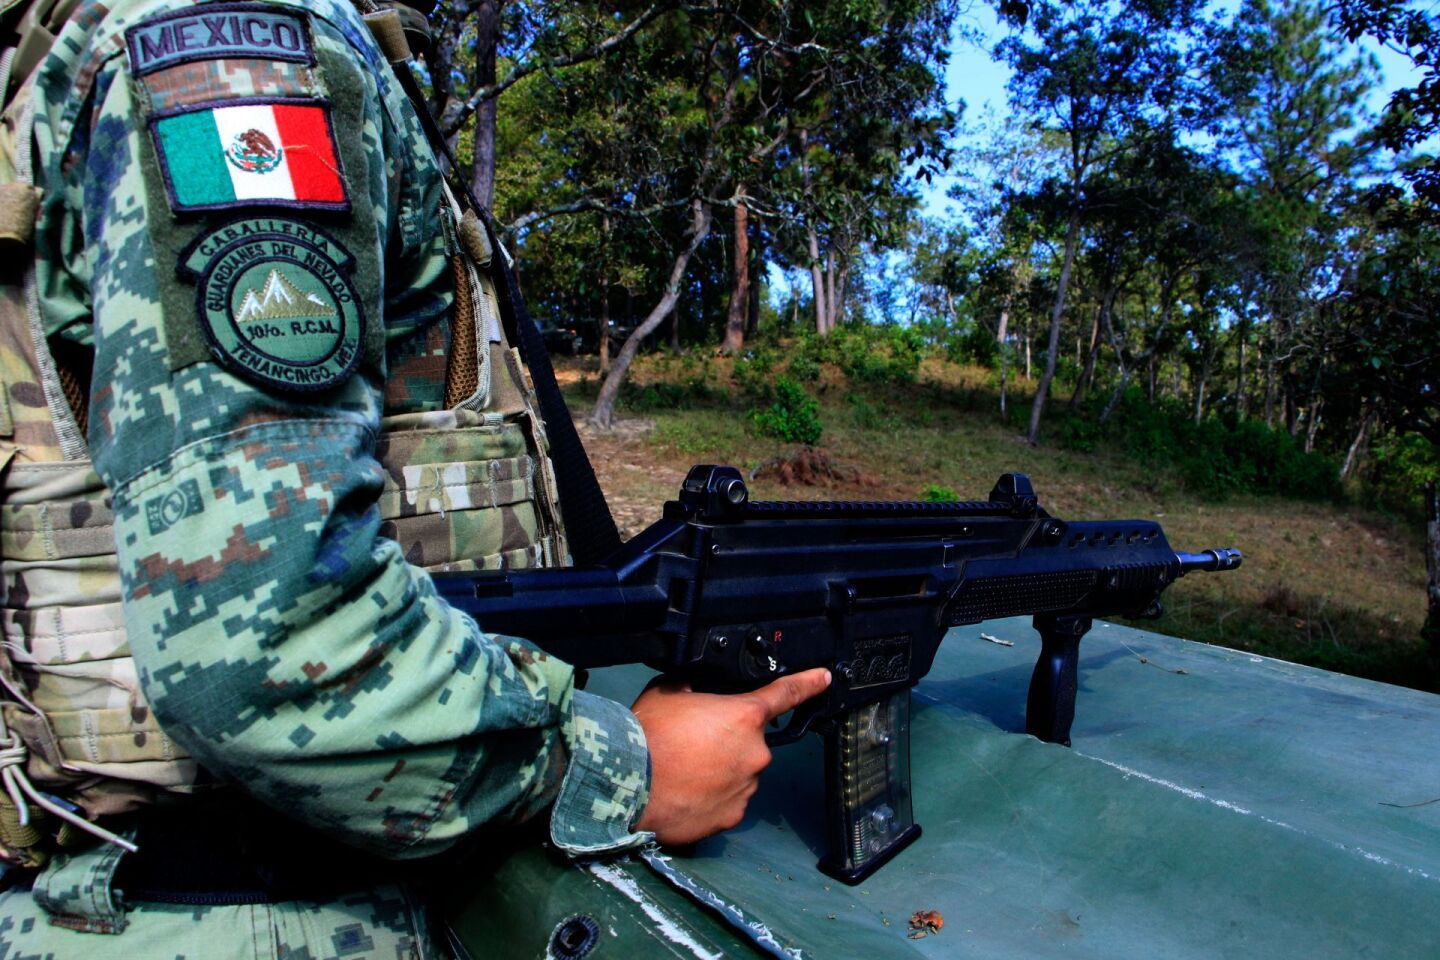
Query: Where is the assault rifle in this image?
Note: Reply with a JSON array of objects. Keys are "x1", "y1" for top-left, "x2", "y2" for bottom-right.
[{"x1": 434, "y1": 465, "x2": 1242, "y2": 884}]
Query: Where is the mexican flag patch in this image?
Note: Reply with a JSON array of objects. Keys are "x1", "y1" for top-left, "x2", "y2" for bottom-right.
[{"x1": 150, "y1": 98, "x2": 348, "y2": 213}]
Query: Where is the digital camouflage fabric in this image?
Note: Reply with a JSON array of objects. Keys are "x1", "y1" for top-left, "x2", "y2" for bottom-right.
[{"x1": 0, "y1": 0, "x2": 652, "y2": 953}]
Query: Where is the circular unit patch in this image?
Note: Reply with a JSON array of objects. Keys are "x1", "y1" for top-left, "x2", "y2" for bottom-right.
[{"x1": 180, "y1": 217, "x2": 364, "y2": 393}]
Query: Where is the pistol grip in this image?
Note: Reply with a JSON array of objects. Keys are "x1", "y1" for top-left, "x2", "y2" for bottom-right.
[{"x1": 1025, "y1": 615, "x2": 1093, "y2": 746}]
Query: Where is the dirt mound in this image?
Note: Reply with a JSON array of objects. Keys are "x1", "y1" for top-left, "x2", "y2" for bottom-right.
[{"x1": 748, "y1": 449, "x2": 881, "y2": 488}]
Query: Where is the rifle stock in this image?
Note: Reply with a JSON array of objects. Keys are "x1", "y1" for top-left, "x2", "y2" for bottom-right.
[{"x1": 435, "y1": 465, "x2": 1241, "y2": 884}]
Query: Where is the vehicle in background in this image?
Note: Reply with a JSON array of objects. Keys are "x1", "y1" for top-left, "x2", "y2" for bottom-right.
[{"x1": 541, "y1": 320, "x2": 639, "y2": 357}]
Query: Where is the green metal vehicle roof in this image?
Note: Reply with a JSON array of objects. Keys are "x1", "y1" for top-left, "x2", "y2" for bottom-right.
[{"x1": 447, "y1": 617, "x2": 1440, "y2": 958}]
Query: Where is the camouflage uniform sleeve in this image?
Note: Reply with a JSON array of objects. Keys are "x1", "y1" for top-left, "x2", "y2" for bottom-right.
[{"x1": 31, "y1": 0, "x2": 651, "y2": 858}]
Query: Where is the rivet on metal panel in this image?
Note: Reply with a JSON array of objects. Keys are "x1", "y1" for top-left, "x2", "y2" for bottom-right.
[{"x1": 549, "y1": 915, "x2": 601, "y2": 959}]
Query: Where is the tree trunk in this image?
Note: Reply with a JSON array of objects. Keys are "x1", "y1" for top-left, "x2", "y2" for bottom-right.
[
  {"x1": 469, "y1": 0, "x2": 501, "y2": 209},
  {"x1": 824, "y1": 249, "x2": 839, "y2": 330},
  {"x1": 1192, "y1": 338, "x2": 1216, "y2": 425},
  {"x1": 1023, "y1": 313, "x2": 1033, "y2": 380},
  {"x1": 1236, "y1": 316, "x2": 1249, "y2": 419},
  {"x1": 1027, "y1": 213, "x2": 1080, "y2": 444},
  {"x1": 599, "y1": 282, "x2": 611, "y2": 376},
  {"x1": 426, "y1": 1, "x2": 469, "y2": 136},
  {"x1": 1100, "y1": 365, "x2": 1133, "y2": 424},
  {"x1": 599, "y1": 214, "x2": 611, "y2": 375},
  {"x1": 745, "y1": 230, "x2": 762, "y2": 337},
  {"x1": 591, "y1": 200, "x2": 712, "y2": 428},
  {"x1": 1304, "y1": 397, "x2": 1323, "y2": 453},
  {"x1": 1425, "y1": 482, "x2": 1440, "y2": 667},
  {"x1": 835, "y1": 257, "x2": 851, "y2": 329},
  {"x1": 997, "y1": 300, "x2": 1011, "y2": 419},
  {"x1": 1070, "y1": 290, "x2": 1109, "y2": 407},
  {"x1": 799, "y1": 129, "x2": 829, "y2": 336},
  {"x1": 1339, "y1": 408, "x2": 1374, "y2": 481},
  {"x1": 1263, "y1": 349, "x2": 1278, "y2": 428},
  {"x1": 720, "y1": 190, "x2": 749, "y2": 355},
  {"x1": 807, "y1": 224, "x2": 828, "y2": 335}
]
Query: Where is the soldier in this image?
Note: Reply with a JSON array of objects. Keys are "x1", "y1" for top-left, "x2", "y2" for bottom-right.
[{"x1": 0, "y1": 0, "x2": 829, "y2": 955}]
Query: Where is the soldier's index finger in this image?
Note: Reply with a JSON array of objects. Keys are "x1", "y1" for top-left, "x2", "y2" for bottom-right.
[{"x1": 749, "y1": 667, "x2": 832, "y2": 722}]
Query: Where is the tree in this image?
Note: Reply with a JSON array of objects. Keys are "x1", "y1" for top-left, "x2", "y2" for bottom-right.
[
  {"x1": 425, "y1": 2, "x2": 675, "y2": 202},
  {"x1": 1213, "y1": 0, "x2": 1379, "y2": 431},
  {"x1": 997, "y1": 0, "x2": 1204, "y2": 443},
  {"x1": 1332, "y1": 0, "x2": 1440, "y2": 210}
]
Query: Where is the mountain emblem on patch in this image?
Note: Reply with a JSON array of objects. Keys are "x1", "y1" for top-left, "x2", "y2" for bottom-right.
[
  {"x1": 236, "y1": 269, "x2": 335, "y2": 323},
  {"x1": 226, "y1": 129, "x2": 284, "y2": 175}
]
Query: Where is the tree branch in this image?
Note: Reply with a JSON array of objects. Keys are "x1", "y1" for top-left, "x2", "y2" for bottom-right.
[{"x1": 442, "y1": 3, "x2": 670, "y2": 136}]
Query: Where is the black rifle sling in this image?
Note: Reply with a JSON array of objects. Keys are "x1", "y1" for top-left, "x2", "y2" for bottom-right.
[
  {"x1": 483, "y1": 222, "x2": 623, "y2": 565},
  {"x1": 378, "y1": 33, "x2": 622, "y2": 566}
]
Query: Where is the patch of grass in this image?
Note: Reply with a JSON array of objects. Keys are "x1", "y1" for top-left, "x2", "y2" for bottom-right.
[
  {"x1": 1160, "y1": 582, "x2": 1431, "y2": 689},
  {"x1": 652, "y1": 411, "x2": 753, "y2": 460}
]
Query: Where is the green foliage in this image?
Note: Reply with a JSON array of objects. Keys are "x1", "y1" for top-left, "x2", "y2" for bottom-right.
[
  {"x1": 1058, "y1": 389, "x2": 1340, "y2": 499},
  {"x1": 1370, "y1": 434, "x2": 1440, "y2": 503},
  {"x1": 795, "y1": 325, "x2": 927, "y2": 385},
  {"x1": 787, "y1": 353, "x2": 821, "y2": 382},
  {"x1": 919, "y1": 483, "x2": 961, "y2": 502},
  {"x1": 620, "y1": 357, "x2": 726, "y2": 411},
  {"x1": 732, "y1": 347, "x2": 780, "y2": 397},
  {"x1": 845, "y1": 394, "x2": 896, "y2": 431},
  {"x1": 944, "y1": 323, "x2": 1000, "y2": 367},
  {"x1": 751, "y1": 377, "x2": 823, "y2": 446}
]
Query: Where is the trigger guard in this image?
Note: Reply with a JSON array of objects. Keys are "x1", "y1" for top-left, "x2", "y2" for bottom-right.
[{"x1": 765, "y1": 698, "x2": 825, "y2": 747}]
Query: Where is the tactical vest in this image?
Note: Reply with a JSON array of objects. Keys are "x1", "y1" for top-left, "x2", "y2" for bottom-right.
[{"x1": 0, "y1": 0, "x2": 566, "y2": 867}]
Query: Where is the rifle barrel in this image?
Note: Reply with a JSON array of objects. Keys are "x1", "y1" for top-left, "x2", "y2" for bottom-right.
[{"x1": 1175, "y1": 548, "x2": 1244, "y2": 574}]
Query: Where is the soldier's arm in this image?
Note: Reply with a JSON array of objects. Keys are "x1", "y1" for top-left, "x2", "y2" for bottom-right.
[{"x1": 33, "y1": 0, "x2": 649, "y2": 858}]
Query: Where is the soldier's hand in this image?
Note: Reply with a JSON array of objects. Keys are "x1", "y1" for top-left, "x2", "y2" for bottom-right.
[{"x1": 630, "y1": 667, "x2": 832, "y2": 846}]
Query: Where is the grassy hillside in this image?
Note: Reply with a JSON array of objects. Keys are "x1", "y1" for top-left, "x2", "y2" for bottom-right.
[{"x1": 559, "y1": 349, "x2": 1433, "y2": 693}]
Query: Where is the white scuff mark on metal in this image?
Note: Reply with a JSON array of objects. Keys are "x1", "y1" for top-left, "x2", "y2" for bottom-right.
[
  {"x1": 638, "y1": 848, "x2": 805, "y2": 960},
  {"x1": 979, "y1": 633, "x2": 1015, "y2": 647},
  {"x1": 1077, "y1": 753, "x2": 1438, "y2": 883},
  {"x1": 587, "y1": 862, "x2": 724, "y2": 960}
]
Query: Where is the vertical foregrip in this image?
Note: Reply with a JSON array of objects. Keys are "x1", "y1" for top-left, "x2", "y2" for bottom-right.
[{"x1": 1025, "y1": 615, "x2": 1093, "y2": 746}]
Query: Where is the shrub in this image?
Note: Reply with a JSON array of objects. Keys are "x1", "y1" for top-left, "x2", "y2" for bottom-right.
[
  {"x1": 788, "y1": 353, "x2": 820, "y2": 382},
  {"x1": 1055, "y1": 388, "x2": 1340, "y2": 500},
  {"x1": 945, "y1": 323, "x2": 999, "y2": 367},
  {"x1": 621, "y1": 376, "x2": 723, "y2": 411},
  {"x1": 751, "y1": 377, "x2": 823, "y2": 446},
  {"x1": 732, "y1": 347, "x2": 779, "y2": 397},
  {"x1": 794, "y1": 325, "x2": 926, "y2": 385},
  {"x1": 920, "y1": 483, "x2": 960, "y2": 502}
]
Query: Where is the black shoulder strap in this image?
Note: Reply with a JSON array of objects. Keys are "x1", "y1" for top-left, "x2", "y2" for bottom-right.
[{"x1": 367, "y1": 11, "x2": 621, "y2": 565}]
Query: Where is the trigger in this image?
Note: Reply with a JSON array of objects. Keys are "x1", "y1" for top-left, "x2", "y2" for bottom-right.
[{"x1": 765, "y1": 698, "x2": 824, "y2": 747}]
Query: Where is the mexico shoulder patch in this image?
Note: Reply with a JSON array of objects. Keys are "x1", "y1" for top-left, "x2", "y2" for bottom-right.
[
  {"x1": 150, "y1": 98, "x2": 349, "y2": 213},
  {"x1": 126, "y1": 4, "x2": 315, "y2": 77},
  {"x1": 180, "y1": 218, "x2": 365, "y2": 393}
]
